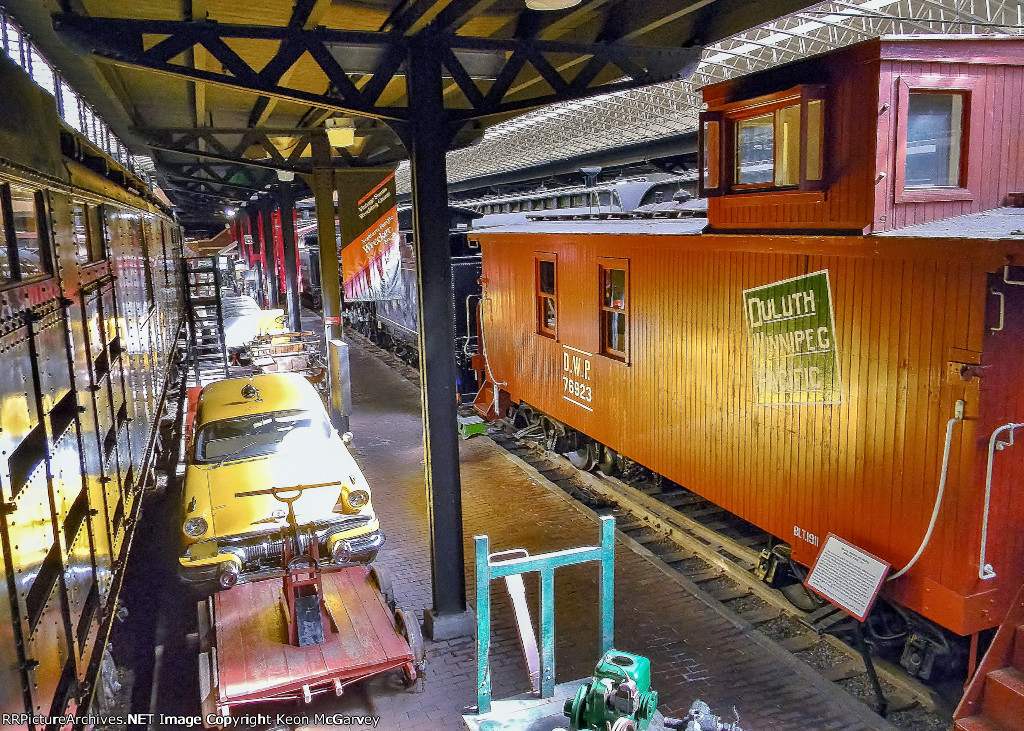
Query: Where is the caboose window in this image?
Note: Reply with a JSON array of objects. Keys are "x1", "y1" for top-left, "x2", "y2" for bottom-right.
[
  {"x1": 905, "y1": 93, "x2": 963, "y2": 188},
  {"x1": 536, "y1": 256, "x2": 557, "y2": 338},
  {"x1": 700, "y1": 85, "x2": 826, "y2": 196},
  {"x1": 735, "y1": 104, "x2": 801, "y2": 188},
  {"x1": 893, "y1": 76, "x2": 978, "y2": 204},
  {"x1": 599, "y1": 262, "x2": 628, "y2": 360}
]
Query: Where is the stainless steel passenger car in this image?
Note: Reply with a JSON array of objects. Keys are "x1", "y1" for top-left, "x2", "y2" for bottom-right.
[{"x1": 0, "y1": 53, "x2": 183, "y2": 725}]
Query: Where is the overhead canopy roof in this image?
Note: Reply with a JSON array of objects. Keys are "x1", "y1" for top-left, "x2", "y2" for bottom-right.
[
  {"x1": 2, "y1": 0, "x2": 823, "y2": 227},
  {"x1": 406, "y1": 0, "x2": 1024, "y2": 192}
]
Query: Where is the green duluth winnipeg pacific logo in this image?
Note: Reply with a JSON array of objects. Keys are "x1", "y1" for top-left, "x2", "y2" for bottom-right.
[{"x1": 742, "y1": 270, "x2": 841, "y2": 405}]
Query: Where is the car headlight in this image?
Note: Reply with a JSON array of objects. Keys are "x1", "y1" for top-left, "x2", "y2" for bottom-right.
[
  {"x1": 183, "y1": 517, "x2": 209, "y2": 538},
  {"x1": 347, "y1": 489, "x2": 370, "y2": 509}
]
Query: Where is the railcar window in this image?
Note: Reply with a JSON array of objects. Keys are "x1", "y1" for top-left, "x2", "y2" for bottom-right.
[
  {"x1": 73, "y1": 202, "x2": 106, "y2": 263},
  {"x1": 735, "y1": 105, "x2": 801, "y2": 187},
  {"x1": 736, "y1": 113, "x2": 774, "y2": 185},
  {"x1": 0, "y1": 186, "x2": 12, "y2": 283},
  {"x1": 7, "y1": 187, "x2": 52, "y2": 277},
  {"x1": 600, "y1": 264, "x2": 628, "y2": 360},
  {"x1": 72, "y1": 204, "x2": 89, "y2": 262},
  {"x1": 536, "y1": 256, "x2": 557, "y2": 338},
  {"x1": 906, "y1": 93, "x2": 963, "y2": 188},
  {"x1": 702, "y1": 86, "x2": 826, "y2": 195},
  {"x1": 806, "y1": 99, "x2": 825, "y2": 183},
  {"x1": 88, "y1": 205, "x2": 106, "y2": 261},
  {"x1": 703, "y1": 119, "x2": 720, "y2": 189}
]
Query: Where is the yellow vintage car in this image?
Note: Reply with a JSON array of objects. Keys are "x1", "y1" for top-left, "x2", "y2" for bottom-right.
[{"x1": 178, "y1": 373, "x2": 384, "y2": 590}]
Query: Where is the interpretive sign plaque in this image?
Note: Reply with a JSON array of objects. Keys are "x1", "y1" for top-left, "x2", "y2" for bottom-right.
[
  {"x1": 805, "y1": 534, "x2": 889, "y2": 622},
  {"x1": 742, "y1": 270, "x2": 841, "y2": 405}
]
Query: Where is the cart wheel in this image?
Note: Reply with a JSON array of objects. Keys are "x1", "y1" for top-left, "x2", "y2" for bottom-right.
[
  {"x1": 368, "y1": 566, "x2": 396, "y2": 612},
  {"x1": 394, "y1": 607, "x2": 425, "y2": 689}
]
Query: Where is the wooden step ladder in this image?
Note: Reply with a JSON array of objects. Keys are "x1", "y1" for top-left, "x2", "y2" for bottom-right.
[
  {"x1": 955, "y1": 587, "x2": 1024, "y2": 731},
  {"x1": 183, "y1": 256, "x2": 229, "y2": 383}
]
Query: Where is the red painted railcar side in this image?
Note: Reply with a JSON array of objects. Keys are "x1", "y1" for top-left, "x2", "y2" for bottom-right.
[
  {"x1": 476, "y1": 226, "x2": 1024, "y2": 636},
  {"x1": 702, "y1": 37, "x2": 1024, "y2": 235},
  {"x1": 874, "y1": 40, "x2": 1024, "y2": 232}
]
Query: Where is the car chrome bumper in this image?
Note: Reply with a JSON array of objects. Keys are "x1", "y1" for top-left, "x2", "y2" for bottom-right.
[{"x1": 178, "y1": 527, "x2": 385, "y2": 588}]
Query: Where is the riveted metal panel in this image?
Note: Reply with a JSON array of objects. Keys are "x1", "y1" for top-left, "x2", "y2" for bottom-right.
[
  {"x1": 0, "y1": 320, "x2": 34, "y2": 723},
  {"x1": 0, "y1": 325, "x2": 37, "y2": 495},
  {"x1": 0, "y1": 533, "x2": 24, "y2": 719},
  {"x1": 23, "y1": 571, "x2": 69, "y2": 719},
  {"x1": 31, "y1": 306, "x2": 72, "y2": 417},
  {"x1": 63, "y1": 519, "x2": 93, "y2": 673}
]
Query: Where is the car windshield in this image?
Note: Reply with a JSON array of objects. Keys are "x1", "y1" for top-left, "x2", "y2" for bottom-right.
[{"x1": 195, "y1": 409, "x2": 332, "y2": 463}]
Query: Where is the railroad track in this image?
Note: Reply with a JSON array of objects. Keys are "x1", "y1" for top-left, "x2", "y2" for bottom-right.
[
  {"x1": 349, "y1": 330, "x2": 954, "y2": 730},
  {"x1": 486, "y1": 426, "x2": 953, "y2": 731}
]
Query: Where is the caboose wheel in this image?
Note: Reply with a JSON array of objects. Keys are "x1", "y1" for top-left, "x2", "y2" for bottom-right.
[
  {"x1": 567, "y1": 441, "x2": 598, "y2": 471},
  {"x1": 597, "y1": 446, "x2": 624, "y2": 477}
]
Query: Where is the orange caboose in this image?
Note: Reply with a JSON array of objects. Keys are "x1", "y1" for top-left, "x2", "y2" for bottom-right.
[{"x1": 471, "y1": 35, "x2": 1024, "y2": 663}]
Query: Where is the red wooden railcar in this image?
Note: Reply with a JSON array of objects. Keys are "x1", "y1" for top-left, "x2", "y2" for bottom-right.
[{"x1": 471, "y1": 36, "x2": 1024, "y2": 650}]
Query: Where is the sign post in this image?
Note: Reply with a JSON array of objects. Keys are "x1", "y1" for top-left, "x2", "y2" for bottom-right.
[{"x1": 805, "y1": 534, "x2": 891, "y2": 715}]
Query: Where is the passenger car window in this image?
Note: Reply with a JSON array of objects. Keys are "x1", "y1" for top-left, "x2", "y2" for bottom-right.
[
  {"x1": 9, "y1": 186, "x2": 49, "y2": 277},
  {"x1": 195, "y1": 409, "x2": 332, "y2": 463},
  {"x1": 905, "y1": 93, "x2": 963, "y2": 188},
  {"x1": 73, "y1": 203, "x2": 106, "y2": 263},
  {"x1": 0, "y1": 192, "x2": 11, "y2": 283}
]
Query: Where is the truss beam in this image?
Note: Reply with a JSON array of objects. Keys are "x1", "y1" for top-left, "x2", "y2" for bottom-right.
[{"x1": 53, "y1": 14, "x2": 701, "y2": 123}]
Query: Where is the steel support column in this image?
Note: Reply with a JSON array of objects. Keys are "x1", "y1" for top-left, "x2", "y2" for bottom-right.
[
  {"x1": 278, "y1": 183, "x2": 302, "y2": 332},
  {"x1": 260, "y1": 201, "x2": 279, "y2": 309},
  {"x1": 311, "y1": 132, "x2": 342, "y2": 342},
  {"x1": 405, "y1": 34, "x2": 471, "y2": 638},
  {"x1": 311, "y1": 131, "x2": 351, "y2": 434},
  {"x1": 246, "y1": 203, "x2": 265, "y2": 307},
  {"x1": 245, "y1": 210, "x2": 265, "y2": 304}
]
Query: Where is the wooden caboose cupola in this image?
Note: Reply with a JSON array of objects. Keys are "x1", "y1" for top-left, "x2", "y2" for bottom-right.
[
  {"x1": 698, "y1": 37, "x2": 1024, "y2": 235},
  {"x1": 699, "y1": 84, "x2": 827, "y2": 198}
]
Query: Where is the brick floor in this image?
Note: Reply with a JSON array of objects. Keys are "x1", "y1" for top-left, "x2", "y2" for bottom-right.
[{"x1": 146, "y1": 337, "x2": 894, "y2": 731}]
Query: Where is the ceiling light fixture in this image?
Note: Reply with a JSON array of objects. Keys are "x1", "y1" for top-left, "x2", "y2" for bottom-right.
[
  {"x1": 277, "y1": 170, "x2": 295, "y2": 183},
  {"x1": 325, "y1": 118, "x2": 356, "y2": 147},
  {"x1": 525, "y1": 0, "x2": 581, "y2": 10}
]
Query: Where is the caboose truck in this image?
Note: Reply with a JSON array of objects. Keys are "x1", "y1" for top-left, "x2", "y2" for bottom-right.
[{"x1": 471, "y1": 35, "x2": 1024, "y2": 685}]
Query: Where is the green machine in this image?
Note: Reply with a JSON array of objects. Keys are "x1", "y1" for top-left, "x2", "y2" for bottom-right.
[{"x1": 564, "y1": 650, "x2": 659, "y2": 731}]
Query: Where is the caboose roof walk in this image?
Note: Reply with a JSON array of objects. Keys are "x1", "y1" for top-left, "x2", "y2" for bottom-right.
[
  {"x1": 875, "y1": 207, "x2": 1024, "y2": 239},
  {"x1": 473, "y1": 218, "x2": 709, "y2": 236}
]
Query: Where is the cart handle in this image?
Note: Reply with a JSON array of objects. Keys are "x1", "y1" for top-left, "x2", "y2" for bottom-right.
[{"x1": 234, "y1": 481, "x2": 342, "y2": 501}]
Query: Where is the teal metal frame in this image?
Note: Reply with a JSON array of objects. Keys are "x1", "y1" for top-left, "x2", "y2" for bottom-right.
[{"x1": 474, "y1": 515, "x2": 615, "y2": 715}]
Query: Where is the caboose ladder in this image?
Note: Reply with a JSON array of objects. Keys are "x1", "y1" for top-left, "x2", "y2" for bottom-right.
[{"x1": 955, "y1": 586, "x2": 1024, "y2": 730}]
